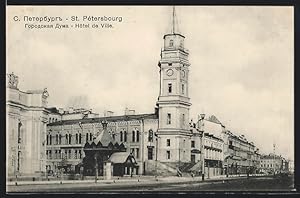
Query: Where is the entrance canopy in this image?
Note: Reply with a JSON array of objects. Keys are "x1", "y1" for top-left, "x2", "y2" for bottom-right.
[{"x1": 109, "y1": 152, "x2": 138, "y2": 167}]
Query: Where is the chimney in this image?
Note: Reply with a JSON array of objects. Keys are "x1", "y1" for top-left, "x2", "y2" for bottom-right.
[
  {"x1": 58, "y1": 108, "x2": 64, "y2": 114},
  {"x1": 69, "y1": 107, "x2": 74, "y2": 113},
  {"x1": 128, "y1": 110, "x2": 135, "y2": 115},
  {"x1": 104, "y1": 110, "x2": 114, "y2": 117},
  {"x1": 125, "y1": 107, "x2": 129, "y2": 115}
]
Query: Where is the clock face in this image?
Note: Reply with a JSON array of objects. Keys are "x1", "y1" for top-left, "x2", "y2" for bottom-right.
[
  {"x1": 166, "y1": 69, "x2": 174, "y2": 76},
  {"x1": 181, "y1": 70, "x2": 186, "y2": 78}
]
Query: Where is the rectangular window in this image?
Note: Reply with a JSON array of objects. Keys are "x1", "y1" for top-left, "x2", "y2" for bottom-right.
[
  {"x1": 167, "y1": 113, "x2": 171, "y2": 125},
  {"x1": 191, "y1": 141, "x2": 195, "y2": 148},
  {"x1": 167, "y1": 139, "x2": 170, "y2": 147},
  {"x1": 167, "y1": 151, "x2": 171, "y2": 159},
  {"x1": 132, "y1": 131, "x2": 135, "y2": 142},
  {"x1": 131, "y1": 148, "x2": 134, "y2": 155},
  {"x1": 182, "y1": 114, "x2": 185, "y2": 128},
  {"x1": 136, "y1": 148, "x2": 139, "y2": 159},
  {"x1": 181, "y1": 84, "x2": 185, "y2": 94},
  {"x1": 168, "y1": 83, "x2": 172, "y2": 93},
  {"x1": 148, "y1": 147, "x2": 153, "y2": 160},
  {"x1": 79, "y1": 150, "x2": 82, "y2": 159}
]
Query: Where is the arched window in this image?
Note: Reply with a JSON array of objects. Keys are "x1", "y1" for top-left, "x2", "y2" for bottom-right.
[
  {"x1": 55, "y1": 134, "x2": 58, "y2": 144},
  {"x1": 148, "y1": 129, "x2": 153, "y2": 142},
  {"x1": 124, "y1": 131, "x2": 127, "y2": 142},
  {"x1": 76, "y1": 134, "x2": 78, "y2": 144},
  {"x1": 69, "y1": 134, "x2": 72, "y2": 144},
  {"x1": 59, "y1": 134, "x2": 62, "y2": 144},
  {"x1": 65, "y1": 134, "x2": 69, "y2": 144},
  {"x1": 79, "y1": 134, "x2": 82, "y2": 144},
  {"x1": 86, "y1": 133, "x2": 88, "y2": 142},
  {"x1": 90, "y1": 133, "x2": 92, "y2": 141},
  {"x1": 46, "y1": 135, "x2": 49, "y2": 145},
  {"x1": 169, "y1": 39, "x2": 174, "y2": 47},
  {"x1": 120, "y1": 131, "x2": 123, "y2": 142},
  {"x1": 136, "y1": 130, "x2": 140, "y2": 142},
  {"x1": 132, "y1": 131, "x2": 135, "y2": 142},
  {"x1": 79, "y1": 150, "x2": 82, "y2": 159},
  {"x1": 49, "y1": 134, "x2": 52, "y2": 145},
  {"x1": 55, "y1": 118, "x2": 58, "y2": 122}
]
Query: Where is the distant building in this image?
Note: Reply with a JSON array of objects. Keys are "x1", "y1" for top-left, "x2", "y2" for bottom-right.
[
  {"x1": 47, "y1": 107, "x2": 99, "y2": 124},
  {"x1": 6, "y1": 73, "x2": 49, "y2": 176},
  {"x1": 260, "y1": 154, "x2": 289, "y2": 174}
]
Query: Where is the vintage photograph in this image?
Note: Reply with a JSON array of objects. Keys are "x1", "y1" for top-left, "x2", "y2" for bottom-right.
[{"x1": 6, "y1": 6, "x2": 294, "y2": 192}]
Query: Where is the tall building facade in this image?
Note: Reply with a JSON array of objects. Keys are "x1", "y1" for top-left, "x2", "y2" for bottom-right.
[
  {"x1": 156, "y1": 32, "x2": 192, "y2": 163},
  {"x1": 6, "y1": 73, "x2": 49, "y2": 176}
]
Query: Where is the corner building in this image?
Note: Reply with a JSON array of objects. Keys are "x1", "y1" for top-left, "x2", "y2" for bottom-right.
[{"x1": 6, "y1": 73, "x2": 49, "y2": 176}]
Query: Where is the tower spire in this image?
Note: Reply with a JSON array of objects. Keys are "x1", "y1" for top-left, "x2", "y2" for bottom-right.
[{"x1": 172, "y1": 6, "x2": 175, "y2": 34}]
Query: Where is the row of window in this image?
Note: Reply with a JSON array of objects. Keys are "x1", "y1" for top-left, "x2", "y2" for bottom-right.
[
  {"x1": 167, "y1": 83, "x2": 185, "y2": 95},
  {"x1": 204, "y1": 149, "x2": 222, "y2": 161},
  {"x1": 47, "y1": 129, "x2": 156, "y2": 145},
  {"x1": 260, "y1": 163, "x2": 278, "y2": 168},
  {"x1": 46, "y1": 133, "x2": 83, "y2": 145},
  {"x1": 130, "y1": 148, "x2": 140, "y2": 159},
  {"x1": 46, "y1": 149, "x2": 82, "y2": 159},
  {"x1": 48, "y1": 117, "x2": 58, "y2": 123},
  {"x1": 168, "y1": 39, "x2": 184, "y2": 48},
  {"x1": 166, "y1": 113, "x2": 186, "y2": 126}
]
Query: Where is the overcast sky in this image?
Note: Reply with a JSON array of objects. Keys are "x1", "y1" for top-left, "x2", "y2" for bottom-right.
[{"x1": 7, "y1": 6, "x2": 294, "y2": 160}]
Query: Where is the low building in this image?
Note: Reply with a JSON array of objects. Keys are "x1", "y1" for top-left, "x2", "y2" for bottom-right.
[
  {"x1": 47, "y1": 107, "x2": 99, "y2": 124},
  {"x1": 45, "y1": 111, "x2": 158, "y2": 175}
]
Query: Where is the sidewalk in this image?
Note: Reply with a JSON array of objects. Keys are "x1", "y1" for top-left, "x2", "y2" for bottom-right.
[{"x1": 6, "y1": 174, "x2": 267, "y2": 186}]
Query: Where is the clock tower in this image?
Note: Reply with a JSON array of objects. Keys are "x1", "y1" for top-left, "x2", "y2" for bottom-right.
[{"x1": 156, "y1": 7, "x2": 192, "y2": 164}]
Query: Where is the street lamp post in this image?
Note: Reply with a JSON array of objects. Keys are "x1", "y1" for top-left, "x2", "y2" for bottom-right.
[
  {"x1": 199, "y1": 113, "x2": 205, "y2": 181},
  {"x1": 94, "y1": 153, "x2": 98, "y2": 183},
  {"x1": 154, "y1": 132, "x2": 159, "y2": 180}
]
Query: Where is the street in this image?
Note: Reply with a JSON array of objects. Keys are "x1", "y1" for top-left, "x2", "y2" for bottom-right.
[{"x1": 7, "y1": 175, "x2": 295, "y2": 193}]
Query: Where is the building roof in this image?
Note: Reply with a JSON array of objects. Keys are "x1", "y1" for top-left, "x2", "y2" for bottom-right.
[
  {"x1": 47, "y1": 113, "x2": 158, "y2": 126},
  {"x1": 46, "y1": 107, "x2": 60, "y2": 114},
  {"x1": 93, "y1": 128, "x2": 116, "y2": 147},
  {"x1": 205, "y1": 115, "x2": 222, "y2": 125},
  {"x1": 109, "y1": 152, "x2": 134, "y2": 164}
]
